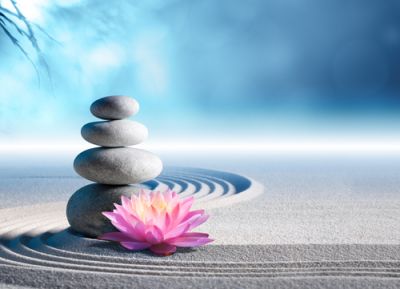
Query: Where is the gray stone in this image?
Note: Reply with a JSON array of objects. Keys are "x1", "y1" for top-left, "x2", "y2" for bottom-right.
[
  {"x1": 74, "y1": 147, "x2": 163, "y2": 185},
  {"x1": 90, "y1": 96, "x2": 139, "y2": 120},
  {"x1": 66, "y1": 183, "x2": 145, "y2": 237},
  {"x1": 81, "y1": 120, "x2": 148, "y2": 147}
]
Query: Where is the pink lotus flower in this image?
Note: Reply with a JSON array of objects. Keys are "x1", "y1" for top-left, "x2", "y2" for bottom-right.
[{"x1": 99, "y1": 189, "x2": 213, "y2": 256}]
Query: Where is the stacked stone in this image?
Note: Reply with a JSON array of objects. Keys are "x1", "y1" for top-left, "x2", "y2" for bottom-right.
[{"x1": 67, "y1": 96, "x2": 163, "y2": 237}]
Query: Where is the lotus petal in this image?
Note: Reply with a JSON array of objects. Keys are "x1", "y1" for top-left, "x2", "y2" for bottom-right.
[{"x1": 101, "y1": 189, "x2": 213, "y2": 256}]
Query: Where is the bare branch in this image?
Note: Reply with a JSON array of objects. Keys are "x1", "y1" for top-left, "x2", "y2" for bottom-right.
[
  {"x1": 0, "y1": 11, "x2": 29, "y2": 38},
  {"x1": 34, "y1": 23, "x2": 61, "y2": 45},
  {"x1": 0, "y1": 20, "x2": 40, "y2": 79},
  {"x1": 0, "y1": 0, "x2": 57, "y2": 86},
  {"x1": 1, "y1": 6, "x2": 61, "y2": 45}
]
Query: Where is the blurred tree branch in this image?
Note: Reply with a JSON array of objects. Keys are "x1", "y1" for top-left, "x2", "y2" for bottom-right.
[{"x1": 0, "y1": 0, "x2": 54, "y2": 84}]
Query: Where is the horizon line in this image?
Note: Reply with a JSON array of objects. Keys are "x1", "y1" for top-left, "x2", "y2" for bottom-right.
[{"x1": 0, "y1": 140, "x2": 400, "y2": 154}]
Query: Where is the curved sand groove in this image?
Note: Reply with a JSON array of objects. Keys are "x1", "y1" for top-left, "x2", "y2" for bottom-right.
[
  {"x1": 5, "y1": 229, "x2": 400, "y2": 277},
  {"x1": 4, "y1": 226, "x2": 400, "y2": 286},
  {"x1": 2, "y1": 210, "x2": 400, "y2": 279},
  {"x1": 3, "y1": 168, "x2": 400, "y2": 288},
  {"x1": 140, "y1": 167, "x2": 263, "y2": 208},
  {"x1": 0, "y1": 168, "x2": 267, "y2": 280}
]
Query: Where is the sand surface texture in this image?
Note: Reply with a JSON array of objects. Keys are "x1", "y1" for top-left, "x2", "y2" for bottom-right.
[{"x1": 1, "y1": 155, "x2": 400, "y2": 288}]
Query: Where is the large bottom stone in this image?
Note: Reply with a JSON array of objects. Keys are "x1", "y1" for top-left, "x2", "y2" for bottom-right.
[{"x1": 66, "y1": 183, "x2": 144, "y2": 237}]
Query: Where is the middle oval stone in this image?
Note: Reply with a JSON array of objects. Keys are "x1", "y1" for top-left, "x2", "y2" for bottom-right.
[
  {"x1": 81, "y1": 120, "x2": 148, "y2": 147},
  {"x1": 74, "y1": 147, "x2": 163, "y2": 184}
]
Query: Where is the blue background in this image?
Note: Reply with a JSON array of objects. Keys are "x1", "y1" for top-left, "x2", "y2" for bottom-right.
[{"x1": 1, "y1": 0, "x2": 400, "y2": 145}]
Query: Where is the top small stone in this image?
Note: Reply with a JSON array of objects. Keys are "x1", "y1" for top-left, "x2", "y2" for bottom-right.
[{"x1": 90, "y1": 96, "x2": 139, "y2": 120}]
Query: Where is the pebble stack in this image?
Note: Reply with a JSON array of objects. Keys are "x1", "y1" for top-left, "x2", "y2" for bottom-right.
[{"x1": 67, "y1": 96, "x2": 163, "y2": 237}]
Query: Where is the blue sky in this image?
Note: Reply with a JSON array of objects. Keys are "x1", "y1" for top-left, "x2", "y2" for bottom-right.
[{"x1": 1, "y1": 0, "x2": 400, "y2": 149}]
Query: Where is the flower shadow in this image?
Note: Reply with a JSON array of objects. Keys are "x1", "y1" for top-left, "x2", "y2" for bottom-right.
[{"x1": 88, "y1": 239, "x2": 198, "y2": 257}]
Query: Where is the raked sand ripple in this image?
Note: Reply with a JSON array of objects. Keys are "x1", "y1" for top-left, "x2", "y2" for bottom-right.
[{"x1": 2, "y1": 168, "x2": 400, "y2": 288}]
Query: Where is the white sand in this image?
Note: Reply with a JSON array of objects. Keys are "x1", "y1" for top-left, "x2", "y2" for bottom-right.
[{"x1": 1, "y1": 154, "x2": 400, "y2": 288}]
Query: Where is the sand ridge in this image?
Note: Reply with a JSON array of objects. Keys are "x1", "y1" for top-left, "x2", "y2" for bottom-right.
[{"x1": 3, "y1": 163, "x2": 400, "y2": 288}]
